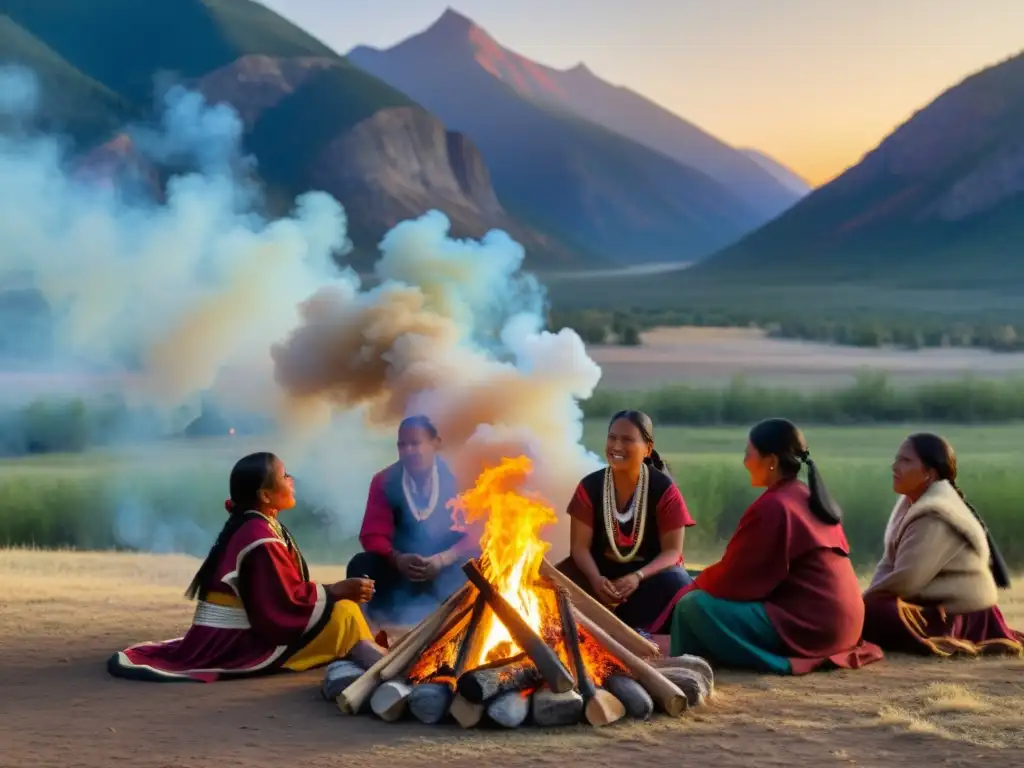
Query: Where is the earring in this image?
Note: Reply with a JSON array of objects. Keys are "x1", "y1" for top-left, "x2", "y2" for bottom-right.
[{"x1": 769, "y1": 464, "x2": 775, "y2": 472}]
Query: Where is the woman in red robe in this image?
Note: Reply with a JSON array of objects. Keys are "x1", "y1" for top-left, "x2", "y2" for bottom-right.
[
  {"x1": 108, "y1": 452, "x2": 383, "y2": 682},
  {"x1": 667, "y1": 418, "x2": 884, "y2": 674},
  {"x1": 862, "y1": 432, "x2": 1022, "y2": 657},
  {"x1": 555, "y1": 410, "x2": 696, "y2": 634}
]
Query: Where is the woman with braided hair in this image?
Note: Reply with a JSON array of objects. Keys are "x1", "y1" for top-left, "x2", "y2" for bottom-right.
[
  {"x1": 862, "y1": 433, "x2": 1023, "y2": 656},
  {"x1": 108, "y1": 452, "x2": 384, "y2": 682},
  {"x1": 667, "y1": 418, "x2": 884, "y2": 674},
  {"x1": 555, "y1": 410, "x2": 696, "y2": 634}
]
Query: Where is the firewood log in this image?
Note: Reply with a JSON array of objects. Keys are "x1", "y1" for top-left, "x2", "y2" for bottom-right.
[
  {"x1": 486, "y1": 691, "x2": 530, "y2": 728},
  {"x1": 453, "y1": 593, "x2": 488, "y2": 677},
  {"x1": 657, "y1": 666, "x2": 706, "y2": 707},
  {"x1": 652, "y1": 654, "x2": 714, "y2": 694},
  {"x1": 369, "y1": 680, "x2": 412, "y2": 722},
  {"x1": 337, "y1": 583, "x2": 473, "y2": 714},
  {"x1": 572, "y1": 608, "x2": 687, "y2": 717},
  {"x1": 449, "y1": 693, "x2": 485, "y2": 728},
  {"x1": 321, "y1": 660, "x2": 364, "y2": 701},
  {"x1": 379, "y1": 591, "x2": 475, "y2": 681},
  {"x1": 462, "y1": 559, "x2": 574, "y2": 694},
  {"x1": 408, "y1": 683, "x2": 453, "y2": 725},
  {"x1": 604, "y1": 675, "x2": 654, "y2": 720},
  {"x1": 531, "y1": 689, "x2": 584, "y2": 727},
  {"x1": 540, "y1": 559, "x2": 659, "y2": 659},
  {"x1": 557, "y1": 587, "x2": 624, "y2": 727},
  {"x1": 457, "y1": 657, "x2": 540, "y2": 704}
]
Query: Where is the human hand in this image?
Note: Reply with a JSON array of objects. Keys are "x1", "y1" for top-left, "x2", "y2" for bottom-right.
[
  {"x1": 396, "y1": 553, "x2": 428, "y2": 581},
  {"x1": 611, "y1": 572, "x2": 641, "y2": 600},
  {"x1": 328, "y1": 578, "x2": 375, "y2": 603},
  {"x1": 591, "y1": 576, "x2": 622, "y2": 605},
  {"x1": 418, "y1": 554, "x2": 445, "y2": 582}
]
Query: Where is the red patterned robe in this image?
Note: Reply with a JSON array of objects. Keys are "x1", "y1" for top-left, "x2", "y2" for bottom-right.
[{"x1": 109, "y1": 512, "x2": 341, "y2": 682}]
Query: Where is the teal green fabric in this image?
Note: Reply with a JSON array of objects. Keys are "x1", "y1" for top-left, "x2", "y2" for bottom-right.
[{"x1": 670, "y1": 590, "x2": 793, "y2": 674}]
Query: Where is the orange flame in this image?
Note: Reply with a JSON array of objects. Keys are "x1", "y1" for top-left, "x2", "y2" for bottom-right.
[{"x1": 449, "y1": 455, "x2": 557, "y2": 667}]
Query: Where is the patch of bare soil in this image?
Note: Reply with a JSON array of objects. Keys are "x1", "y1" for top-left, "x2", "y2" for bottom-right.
[{"x1": 2, "y1": 549, "x2": 1023, "y2": 768}]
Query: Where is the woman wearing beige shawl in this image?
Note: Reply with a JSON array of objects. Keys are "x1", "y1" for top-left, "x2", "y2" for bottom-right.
[{"x1": 862, "y1": 433, "x2": 1021, "y2": 657}]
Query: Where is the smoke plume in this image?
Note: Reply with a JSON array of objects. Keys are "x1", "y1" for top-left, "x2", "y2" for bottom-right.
[{"x1": 0, "y1": 65, "x2": 603, "y2": 558}]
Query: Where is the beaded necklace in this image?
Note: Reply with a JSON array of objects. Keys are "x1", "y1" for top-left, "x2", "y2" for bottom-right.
[{"x1": 601, "y1": 463, "x2": 649, "y2": 562}]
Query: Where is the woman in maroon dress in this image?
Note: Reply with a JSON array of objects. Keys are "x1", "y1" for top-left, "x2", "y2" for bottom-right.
[
  {"x1": 555, "y1": 409, "x2": 696, "y2": 634},
  {"x1": 668, "y1": 418, "x2": 883, "y2": 674},
  {"x1": 108, "y1": 452, "x2": 382, "y2": 682},
  {"x1": 862, "y1": 432, "x2": 1023, "y2": 657}
]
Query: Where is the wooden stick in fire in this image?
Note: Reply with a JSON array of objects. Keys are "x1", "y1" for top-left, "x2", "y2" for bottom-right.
[
  {"x1": 337, "y1": 582, "x2": 474, "y2": 714},
  {"x1": 571, "y1": 607, "x2": 687, "y2": 717},
  {"x1": 461, "y1": 558, "x2": 575, "y2": 694},
  {"x1": 556, "y1": 587, "x2": 625, "y2": 727},
  {"x1": 540, "y1": 558, "x2": 660, "y2": 659},
  {"x1": 378, "y1": 593, "x2": 476, "y2": 681},
  {"x1": 452, "y1": 593, "x2": 488, "y2": 678}
]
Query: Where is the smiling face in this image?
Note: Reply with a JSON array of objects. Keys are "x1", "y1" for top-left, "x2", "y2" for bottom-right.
[
  {"x1": 261, "y1": 457, "x2": 296, "y2": 512},
  {"x1": 606, "y1": 417, "x2": 651, "y2": 472},
  {"x1": 892, "y1": 439, "x2": 934, "y2": 498}
]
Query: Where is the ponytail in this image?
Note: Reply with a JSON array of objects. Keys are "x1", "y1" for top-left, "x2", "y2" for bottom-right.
[
  {"x1": 953, "y1": 483, "x2": 1011, "y2": 589},
  {"x1": 184, "y1": 499, "x2": 249, "y2": 600},
  {"x1": 800, "y1": 452, "x2": 842, "y2": 525},
  {"x1": 644, "y1": 449, "x2": 671, "y2": 477}
]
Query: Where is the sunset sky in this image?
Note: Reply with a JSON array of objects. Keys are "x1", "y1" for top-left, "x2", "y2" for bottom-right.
[{"x1": 263, "y1": 0, "x2": 1024, "y2": 187}]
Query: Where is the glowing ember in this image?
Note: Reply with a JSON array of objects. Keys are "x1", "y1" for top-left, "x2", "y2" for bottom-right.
[{"x1": 449, "y1": 455, "x2": 557, "y2": 667}]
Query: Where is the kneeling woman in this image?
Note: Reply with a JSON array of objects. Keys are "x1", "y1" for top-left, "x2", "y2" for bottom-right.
[
  {"x1": 670, "y1": 419, "x2": 883, "y2": 674},
  {"x1": 109, "y1": 452, "x2": 382, "y2": 682},
  {"x1": 556, "y1": 410, "x2": 696, "y2": 634},
  {"x1": 862, "y1": 433, "x2": 1022, "y2": 657}
]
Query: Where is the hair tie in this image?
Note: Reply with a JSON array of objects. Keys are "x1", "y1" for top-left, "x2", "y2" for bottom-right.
[
  {"x1": 798, "y1": 451, "x2": 811, "y2": 464},
  {"x1": 224, "y1": 499, "x2": 235, "y2": 513}
]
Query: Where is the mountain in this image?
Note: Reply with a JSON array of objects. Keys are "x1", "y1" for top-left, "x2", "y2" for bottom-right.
[
  {"x1": 739, "y1": 149, "x2": 811, "y2": 198},
  {"x1": 689, "y1": 50, "x2": 1024, "y2": 289},
  {"x1": 426, "y1": 34, "x2": 805, "y2": 223},
  {"x1": 0, "y1": 0, "x2": 580, "y2": 268},
  {"x1": 348, "y1": 9, "x2": 768, "y2": 265}
]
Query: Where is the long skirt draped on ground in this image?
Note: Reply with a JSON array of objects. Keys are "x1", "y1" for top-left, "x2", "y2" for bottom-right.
[{"x1": 863, "y1": 596, "x2": 1024, "y2": 657}]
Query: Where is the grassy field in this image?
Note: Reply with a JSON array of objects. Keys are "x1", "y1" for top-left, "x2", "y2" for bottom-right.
[{"x1": 2, "y1": 422, "x2": 1021, "y2": 569}]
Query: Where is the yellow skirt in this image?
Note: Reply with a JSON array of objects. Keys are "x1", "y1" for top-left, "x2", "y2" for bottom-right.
[{"x1": 283, "y1": 600, "x2": 373, "y2": 672}]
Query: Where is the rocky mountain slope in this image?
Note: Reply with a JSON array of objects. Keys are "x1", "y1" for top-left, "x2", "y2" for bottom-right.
[{"x1": 348, "y1": 9, "x2": 768, "y2": 265}]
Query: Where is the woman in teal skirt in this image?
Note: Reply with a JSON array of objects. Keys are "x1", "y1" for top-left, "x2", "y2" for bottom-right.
[{"x1": 668, "y1": 419, "x2": 883, "y2": 675}]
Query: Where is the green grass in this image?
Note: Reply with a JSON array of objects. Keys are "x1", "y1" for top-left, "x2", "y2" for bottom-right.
[{"x1": 2, "y1": 423, "x2": 1021, "y2": 569}]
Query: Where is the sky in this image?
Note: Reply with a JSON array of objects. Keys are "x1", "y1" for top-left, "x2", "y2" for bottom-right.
[{"x1": 261, "y1": 0, "x2": 1024, "y2": 187}]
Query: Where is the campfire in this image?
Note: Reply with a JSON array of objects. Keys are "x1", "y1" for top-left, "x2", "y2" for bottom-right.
[{"x1": 327, "y1": 456, "x2": 713, "y2": 729}]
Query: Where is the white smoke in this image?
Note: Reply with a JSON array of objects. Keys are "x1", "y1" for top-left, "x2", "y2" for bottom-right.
[{"x1": 0, "y1": 65, "x2": 603, "y2": 559}]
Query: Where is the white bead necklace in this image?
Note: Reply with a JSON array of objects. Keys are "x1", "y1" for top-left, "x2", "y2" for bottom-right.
[{"x1": 402, "y1": 462, "x2": 439, "y2": 522}]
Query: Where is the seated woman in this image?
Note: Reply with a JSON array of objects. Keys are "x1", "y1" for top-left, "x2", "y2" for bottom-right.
[
  {"x1": 108, "y1": 452, "x2": 382, "y2": 682},
  {"x1": 555, "y1": 409, "x2": 696, "y2": 635},
  {"x1": 669, "y1": 418, "x2": 883, "y2": 674},
  {"x1": 862, "y1": 433, "x2": 1023, "y2": 657},
  {"x1": 347, "y1": 416, "x2": 476, "y2": 625}
]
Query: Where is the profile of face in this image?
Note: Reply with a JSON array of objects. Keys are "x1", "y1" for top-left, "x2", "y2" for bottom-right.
[
  {"x1": 261, "y1": 458, "x2": 296, "y2": 512},
  {"x1": 743, "y1": 440, "x2": 776, "y2": 487},
  {"x1": 892, "y1": 439, "x2": 934, "y2": 498},
  {"x1": 397, "y1": 424, "x2": 439, "y2": 475},
  {"x1": 606, "y1": 417, "x2": 652, "y2": 471}
]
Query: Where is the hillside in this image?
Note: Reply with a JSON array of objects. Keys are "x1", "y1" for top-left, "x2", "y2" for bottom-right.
[
  {"x1": 348, "y1": 9, "x2": 767, "y2": 265},
  {"x1": 687, "y1": 50, "x2": 1024, "y2": 289},
  {"x1": 437, "y1": 39, "x2": 805, "y2": 224},
  {"x1": 0, "y1": 0, "x2": 581, "y2": 268},
  {"x1": 739, "y1": 149, "x2": 811, "y2": 198}
]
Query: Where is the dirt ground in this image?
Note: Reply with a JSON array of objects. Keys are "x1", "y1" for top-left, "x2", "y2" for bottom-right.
[{"x1": 2, "y1": 549, "x2": 1024, "y2": 768}]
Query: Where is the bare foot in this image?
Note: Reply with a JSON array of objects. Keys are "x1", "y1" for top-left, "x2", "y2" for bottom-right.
[{"x1": 347, "y1": 639, "x2": 387, "y2": 670}]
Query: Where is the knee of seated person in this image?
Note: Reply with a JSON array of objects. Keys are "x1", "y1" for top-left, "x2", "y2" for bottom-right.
[
  {"x1": 346, "y1": 551, "x2": 378, "y2": 578},
  {"x1": 674, "y1": 590, "x2": 713, "y2": 623}
]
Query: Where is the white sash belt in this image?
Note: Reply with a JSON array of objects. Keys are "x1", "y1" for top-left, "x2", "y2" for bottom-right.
[{"x1": 194, "y1": 601, "x2": 251, "y2": 630}]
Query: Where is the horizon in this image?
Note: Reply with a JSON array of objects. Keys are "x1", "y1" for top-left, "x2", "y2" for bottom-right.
[{"x1": 261, "y1": 0, "x2": 1024, "y2": 187}]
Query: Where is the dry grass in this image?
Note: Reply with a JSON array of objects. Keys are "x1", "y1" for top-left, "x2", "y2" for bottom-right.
[
  {"x1": 586, "y1": 326, "x2": 1024, "y2": 390},
  {"x1": 2, "y1": 549, "x2": 1024, "y2": 767}
]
